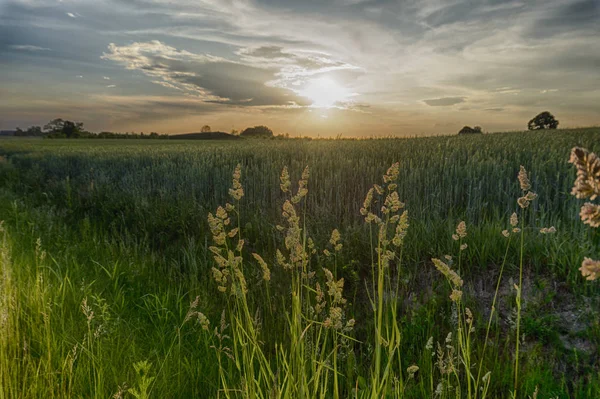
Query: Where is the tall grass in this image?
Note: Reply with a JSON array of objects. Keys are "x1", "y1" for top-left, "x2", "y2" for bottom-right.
[{"x1": 0, "y1": 129, "x2": 599, "y2": 398}]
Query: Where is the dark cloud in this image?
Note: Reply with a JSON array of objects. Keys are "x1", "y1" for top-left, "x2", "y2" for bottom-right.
[
  {"x1": 423, "y1": 97, "x2": 466, "y2": 106},
  {"x1": 529, "y1": 0, "x2": 599, "y2": 38}
]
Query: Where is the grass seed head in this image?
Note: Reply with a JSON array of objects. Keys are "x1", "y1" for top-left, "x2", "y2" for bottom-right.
[
  {"x1": 580, "y1": 203, "x2": 600, "y2": 227},
  {"x1": 456, "y1": 221, "x2": 467, "y2": 238},
  {"x1": 450, "y1": 289, "x2": 462, "y2": 302},
  {"x1": 518, "y1": 165, "x2": 531, "y2": 191},
  {"x1": 383, "y1": 162, "x2": 400, "y2": 183},
  {"x1": 228, "y1": 164, "x2": 244, "y2": 201},
  {"x1": 580, "y1": 257, "x2": 600, "y2": 281},
  {"x1": 360, "y1": 187, "x2": 374, "y2": 216},
  {"x1": 432, "y1": 258, "x2": 463, "y2": 287},
  {"x1": 280, "y1": 166, "x2": 291, "y2": 193},
  {"x1": 569, "y1": 147, "x2": 600, "y2": 200},
  {"x1": 252, "y1": 253, "x2": 271, "y2": 282}
]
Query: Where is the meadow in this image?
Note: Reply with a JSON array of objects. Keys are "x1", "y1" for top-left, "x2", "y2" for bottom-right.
[{"x1": 0, "y1": 128, "x2": 599, "y2": 398}]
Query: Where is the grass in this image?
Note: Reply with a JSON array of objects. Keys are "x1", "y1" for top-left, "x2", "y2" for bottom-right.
[{"x1": 0, "y1": 128, "x2": 599, "y2": 398}]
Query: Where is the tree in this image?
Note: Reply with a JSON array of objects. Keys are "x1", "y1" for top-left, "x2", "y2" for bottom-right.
[
  {"x1": 62, "y1": 121, "x2": 80, "y2": 138},
  {"x1": 26, "y1": 126, "x2": 43, "y2": 136},
  {"x1": 528, "y1": 111, "x2": 559, "y2": 130},
  {"x1": 43, "y1": 118, "x2": 84, "y2": 138},
  {"x1": 240, "y1": 125, "x2": 274, "y2": 138},
  {"x1": 44, "y1": 118, "x2": 65, "y2": 133},
  {"x1": 201, "y1": 125, "x2": 211, "y2": 133},
  {"x1": 458, "y1": 126, "x2": 481, "y2": 135}
]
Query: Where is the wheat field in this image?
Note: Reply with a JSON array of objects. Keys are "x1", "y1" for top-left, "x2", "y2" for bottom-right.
[{"x1": 0, "y1": 128, "x2": 599, "y2": 398}]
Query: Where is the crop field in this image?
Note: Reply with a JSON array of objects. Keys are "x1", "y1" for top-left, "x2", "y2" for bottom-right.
[{"x1": 0, "y1": 128, "x2": 599, "y2": 398}]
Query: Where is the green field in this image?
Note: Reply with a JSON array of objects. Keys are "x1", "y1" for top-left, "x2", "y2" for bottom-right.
[{"x1": 0, "y1": 128, "x2": 599, "y2": 398}]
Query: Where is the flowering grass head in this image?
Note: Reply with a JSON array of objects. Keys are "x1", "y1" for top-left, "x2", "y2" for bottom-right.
[
  {"x1": 580, "y1": 258, "x2": 600, "y2": 281},
  {"x1": 569, "y1": 147, "x2": 600, "y2": 200}
]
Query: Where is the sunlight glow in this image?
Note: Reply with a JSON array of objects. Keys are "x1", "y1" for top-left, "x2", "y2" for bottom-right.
[{"x1": 298, "y1": 77, "x2": 352, "y2": 108}]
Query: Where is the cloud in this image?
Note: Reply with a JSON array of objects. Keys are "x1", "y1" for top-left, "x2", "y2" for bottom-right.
[
  {"x1": 102, "y1": 40, "x2": 359, "y2": 107},
  {"x1": 423, "y1": 97, "x2": 466, "y2": 106},
  {"x1": 106, "y1": 84, "x2": 116, "y2": 88},
  {"x1": 66, "y1": 12, "x2": 77, "y2": 18},
  {"x1": 9, "y1": 44, "x2": 51, "y2": 51},
  {"x1": 1, "y1": 0, "x2": 599, "y2": 135},
  {"x1": 103, "y1": 76, "x2": 110, "y2": 80}
]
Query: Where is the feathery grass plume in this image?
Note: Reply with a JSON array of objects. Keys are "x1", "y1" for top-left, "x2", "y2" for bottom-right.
[
  {"x1": 280, "y1": 166, "x2": 291, "y2": 193},
  {"x1": 184, "y1": 295, "x2": 200, "y2": 322},
  {"x1": 383, "y1": 162, "x2": 400, "y2": 183},
  {"x1": 569, "y1": 147, "x2": 600, "y2": 200},
  {"x1": 360, "y1": 187, "x2": 374, "y2": 216},
  {"x1": 392, "y1": 211, "x2": 409, "y2": 247},
  {"x1": 456, "y1": 221, "x2": 467, "y2": 238},
  {"x1": 449, "y1": 289, "x2": 462, "y2": 302},
  {"x1": 207, "y1": 212, "x2": 226, "y2": 245},
  {"x1": 517, "y1": 197, "x2": 530, "y2": 209},
  {"x1": 579, "y1": 203, "x2": 600, "y2": 227},
  {"x1": 329, "y1": 229, "x2": 342, "y2": 252},
  {"x1": 580, "y1": 258, "x2": 600, "y2": 281},
  {"x1": 432, "y1": 258, "x2": 463, "y2": 287},
  {"x1": 196, "y1": 313, "x2": 210, "y2": 331},
  {"x1": 291, "y1": 166, "x2": 310, "y2": 203},
  {"x1": 518, "y1": 165, "x2": 531, "y2": 191},
  {"x1": 502, "y1": 230, "x2": 510, "y2": 238},
  {"x1": 425, "y1": 337, "x2": 434, "y2": 351},
  {"x1": 281, "y1": 199, "x2": 307, "y2": 269},
  {"x1": 383, "y1": 191, "x2": 404, "y2": 214},
  {"x1": 510, "y1": 212, "x2": 519, "y2": 227},
  {"x1": 228, "y1": 163, "x2": 244, "y2": 200},
  {"x1": 323, "y1": 268, "x2": 346, "y2": 306},
  {"x1": 406, "y1": 365, "x2": 419, "y2": 379},
  {"x1": 460, "y1": 243, "x2": 468, "y2": 251},
  {"x1": 568, "y1": 148, "x2": 600, "y2": 281},
  {"x1": 315, "y1": 282, "x2": 326, "y2": 315},
  {"x1": 465, "y1": 307, "x2": 473, "y2": 326},
  {"x1": 539, "y1": 226, "x2": 557, "y2": 234},
  {"x1": 252, "y1": 253, "x2": 271, "y2": 281}
]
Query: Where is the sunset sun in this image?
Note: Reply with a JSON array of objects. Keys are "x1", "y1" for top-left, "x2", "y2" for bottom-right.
[{"x1": 299, "y1": 77, "x2": 352, "y2": 108}]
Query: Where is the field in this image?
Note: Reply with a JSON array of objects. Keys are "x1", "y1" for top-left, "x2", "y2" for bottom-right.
[{"x1": 0, "y1": 128, "x2": 599, "y2": 398}]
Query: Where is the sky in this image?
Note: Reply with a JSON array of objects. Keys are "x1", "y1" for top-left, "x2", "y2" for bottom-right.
[{"x1": 0, "y1": 0, "x2": 599, "y2": 137}]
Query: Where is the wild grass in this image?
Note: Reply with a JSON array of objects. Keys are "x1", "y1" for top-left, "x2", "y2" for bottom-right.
[{"x1": 0, "y1": 128, "x2": 599, "y2": 398}]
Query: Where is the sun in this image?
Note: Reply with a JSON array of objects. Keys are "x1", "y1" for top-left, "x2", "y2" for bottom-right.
[{"x1": 299, "y1": 77, "x2": 352, "y2": 108}]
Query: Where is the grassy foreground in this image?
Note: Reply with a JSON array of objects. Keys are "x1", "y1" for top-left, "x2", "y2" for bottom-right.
[{"x1": 0, "y1": 128, "x2": 599, "y2": 398}]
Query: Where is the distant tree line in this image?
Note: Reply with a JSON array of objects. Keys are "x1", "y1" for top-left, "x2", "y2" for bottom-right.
[
  {"x1": 14, "y1": 119, "x2": 170, "y2": 139},
  {"x1": 12, "y1": 120, "x2": 286, "y2": 140},
  {"x1": 456, "y1": 111, "x2": 559, "y2": 135},
  {"x1": 12, "y1": 111, "x2": 561, "y2": 140}
]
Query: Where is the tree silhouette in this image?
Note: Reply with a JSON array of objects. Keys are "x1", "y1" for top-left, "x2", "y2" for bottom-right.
[
  {"x1": 528, "y1": 111, "x2": 559, "y2": 130},
  {"x1": 240, "y1": 125, "x2": 274, "y2": 138},
  {"x1": 201, "y1": 125, "x2": 211, "y2": 133},
  {"x1": 458, "y1": 126, "x2": 481, "y2": 135},
  {"x1": 44, "y1": 118, "x2": 65, "y2": 133}
]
